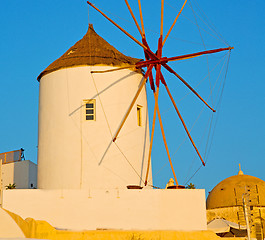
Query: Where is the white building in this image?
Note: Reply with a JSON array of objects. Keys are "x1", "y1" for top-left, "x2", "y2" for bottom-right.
[
  {"x1": 2, "y1": 160, "x2": 37, "y2": 189},
  {"x1": 0, "y1": 149, "x2": 37, "y2": 189},
  {"x1": 1, "y1": 25, "x2": 207, "y2": 233},
  {"x1": 37, "y1": 24, "x2": 152, "y2": 190}
]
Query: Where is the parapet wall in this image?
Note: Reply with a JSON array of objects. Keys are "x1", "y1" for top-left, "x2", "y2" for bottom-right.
[{"x1": 3, "y1": 189, "x2": 207, "y2": 231}]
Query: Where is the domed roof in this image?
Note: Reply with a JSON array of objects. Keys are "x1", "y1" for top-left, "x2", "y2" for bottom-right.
[
  {"x1": 206, "y1": 167, "x2": 265, "y2": 209},
  {"x1": 37, "y1": 24, "x2": 141, "y2": 81}
]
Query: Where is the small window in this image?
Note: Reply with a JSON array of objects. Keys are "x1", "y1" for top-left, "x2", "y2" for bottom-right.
[
  {"x1": 137, "y1": 105, "x2": 142, "y2": 126},
  {"x1": 84, "y1": 99, "x2": 96, "y2": 121}
]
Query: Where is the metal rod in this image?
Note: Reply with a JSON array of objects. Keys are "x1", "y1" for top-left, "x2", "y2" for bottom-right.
[
  {"x1": 144, "y1": 88, "x2": 159, "y2": 186},
  {"x1": 87, "y1": 1, "x2": 148, "y2": 51},
  {"x1": 113, "y1": 65, "x2": 153, "y2": 142},
  {"x1": 124, "y1": 0, "x2": 143, "y2": 37},
  {"x1": 164, "y1": 83, "x2": 205, "y2": 166},
  {"x1": 162, "y1": 63, "x2": 215, "y2": 112},
  {"x1": 155, "y1": 92, "x2": 179, "y2": 185},
  {"x1": 162, "y1": 0, "x2": 187, "y2": 46}
]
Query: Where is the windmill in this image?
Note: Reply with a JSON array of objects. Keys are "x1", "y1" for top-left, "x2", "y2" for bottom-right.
[{"x1": 87, "y1": 0, "x2": 233, "y2": 188}]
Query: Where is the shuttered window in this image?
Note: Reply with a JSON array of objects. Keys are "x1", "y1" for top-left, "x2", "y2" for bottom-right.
[{"x1": 84, "y1": 99, "x2": 96, "y2": 121}]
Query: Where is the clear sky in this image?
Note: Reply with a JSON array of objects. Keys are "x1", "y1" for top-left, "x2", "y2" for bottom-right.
[{"x1": 1, "y1": 0, "x2": 264, "y2": 194}]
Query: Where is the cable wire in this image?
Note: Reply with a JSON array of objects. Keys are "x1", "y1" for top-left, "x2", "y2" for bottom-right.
[
  {"x1": 90, "y1": 70, "x2": 145, "y2": 185},
  {"x1": 184, "y1": 51, "x2": 231, "y2": 184}
]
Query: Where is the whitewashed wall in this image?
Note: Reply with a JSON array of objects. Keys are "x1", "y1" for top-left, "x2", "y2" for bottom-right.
[
  {"x1": 38, "y1": 66, "x2": 152, "y2": 189},
  {"x1": 2, "y1": 160, "x2": 37, "y2": 189},
  {"x1": 0, "y1": 207, "x2": 25, "y2": 238},
  {"x1": 3, "y1": 189, "x2": 207, "y2": 231}
]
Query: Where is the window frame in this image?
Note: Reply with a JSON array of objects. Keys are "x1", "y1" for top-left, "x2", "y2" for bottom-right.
[
  {"x1": 137, "y1": 105, "x2": 142, "y2": 127},
  {"x1": 83, "y1": 99, "x2": 96, "y2": 121}
]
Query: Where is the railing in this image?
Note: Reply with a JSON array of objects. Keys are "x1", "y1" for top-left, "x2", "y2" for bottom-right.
[{"x1": 0, "y1": 149, "x2": 24, "y2": 164}]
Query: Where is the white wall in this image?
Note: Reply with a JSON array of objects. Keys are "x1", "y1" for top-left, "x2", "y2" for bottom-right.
[
  {"x1": 2, "y1": 160, "x2": 37, "y2": 189},
  {"x1": 38, "y1": 66, "x2": 152, "y2": 190},
  {"x1": 3, "y1": 189, "x2": 207, "y2": 231}
]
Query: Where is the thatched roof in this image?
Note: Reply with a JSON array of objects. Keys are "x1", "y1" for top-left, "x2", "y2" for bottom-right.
[{"x1": 37, "y1": 24, "x2": 141, "y2": 81}]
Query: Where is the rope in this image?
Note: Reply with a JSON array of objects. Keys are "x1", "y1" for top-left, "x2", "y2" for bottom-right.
[
  {"x1": 69, "y1": 23, "x2": 127, "y2": 184},
  {"x1": 183, "y1": 110, "x2": 213, "y2": 183},
  {"x1": 88, "y1": 1, "x2": 232, "y2": 187},
  {"x1": 90, "y1": 70, "x2": 145, "y2": 185},
  {"x1": 184, "y1": 51, "x2": 231, "y2": 184},
  {"x1": 153, "y1": 52, "x2": 229, "y2": 181},
  {"x1": 114, "y1": 142, "x2": 145, "y2": 184},
  {"x1": 191, "y1": 0, "x2": 229, "y2": 46},
  {"x1": 215, "y1": 51, "x2": 231, "y2": 108},
  {"x1": 152, "y1": 93, "x2": 208, "y2": 179},
  {"x1": 161, "y1": 52, "x2": 228, "y2": 115},
  {"x1": 189, "y1": 1, "x2": 213, "y2": 106},
  {"x1": 165, "y1": 0, "x2": 227, "y2": 47},
  {"x1": 65, "y1": 69, "x2": 128, "y2": 184},
  {"x1": 184, "y1": 52, "x2": 229, "y2": 182},
  {"x1": 96, "y1": 1, "x2": 209, "y2": 50},
  {"x1": 90, "y1": 73, "x2": 114, "y2": 136},
  {"x1": 147, "y1": 27, "x2": 207, "y2": 47}
]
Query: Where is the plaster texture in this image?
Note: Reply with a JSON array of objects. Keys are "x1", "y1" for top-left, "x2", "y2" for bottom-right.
[
  {"x1": 2, "y1": 160, "x2": 37, "y2": 189},
  {"x1": 3, "y1": 189, "x2": 207, "y2": 231},
  {"x1": 38, "y1": 66, "x2": 152, "y2": 189},
  {"x1": 0, "y1": 208, "x2": 25, "y2": 238}
]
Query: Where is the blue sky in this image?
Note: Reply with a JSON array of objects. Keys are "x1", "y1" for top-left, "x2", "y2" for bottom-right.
[{"x1": 1, "y1": 0, "x2": 264, "y2": 194}]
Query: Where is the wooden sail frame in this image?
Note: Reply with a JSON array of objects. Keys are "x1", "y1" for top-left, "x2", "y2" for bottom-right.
[{"x1": 87, "y1": 0, "x2": 233, "y2": 187}]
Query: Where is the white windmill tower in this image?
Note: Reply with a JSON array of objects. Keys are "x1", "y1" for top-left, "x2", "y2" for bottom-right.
[
  {"x1": 37, "y1": 1, "x2": 233, "y2": 191},
  {"x1": 37, "y1": 24, "x2": 152, "y2": 190}
]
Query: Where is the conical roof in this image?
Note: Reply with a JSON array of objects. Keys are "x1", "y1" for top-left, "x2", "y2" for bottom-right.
[{"x1": 37, "y1": 24, "x2": 141, "y2": 81}]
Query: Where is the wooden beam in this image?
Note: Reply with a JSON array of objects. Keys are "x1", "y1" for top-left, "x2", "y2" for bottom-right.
[
  {"x1": 155, "y1": 92, "x2": 179, "y2": 186},
  {"x1": 160, "y1": 0, "x2": 164, "y2": 38},
  {"x1": 87, "y1": 1, "x2": 148, "y2": 51},
  {"x1": 162, "y1": 64, "x2": 215, "y2": 112},
  {"x1": 124, "y1": 0, "x2": 143, "y2": 37},
  {"x1": 138, "y1": 0, "x2": 145, "y2": 36},
  {"x1": 136, "y1": 47, "x2": 234, "y2": 68},
  {"x1": 166, "y1": 47, "x2": 234, "y2": 62},
  {"x1": 144, "y1": 87, "x2": 159, "y2": 186},
  {"x1": 113, "y1": 65, "x2": 154, "y2": 142},
  {"x1": 162, "y1": 0, "x2": 187, "y2": 46},
  {"x1": 164, "y1": 83, "x2": 206, "y2": 166}
]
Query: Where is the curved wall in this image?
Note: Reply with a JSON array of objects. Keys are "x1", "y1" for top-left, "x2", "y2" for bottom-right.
[{"x1": 38, "y1": 66, "x2": 152, "y2": 189}]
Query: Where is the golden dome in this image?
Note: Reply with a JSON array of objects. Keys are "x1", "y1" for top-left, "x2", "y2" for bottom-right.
[{"x1": 206, "y1": 171, "x2": 265, "y2": 209}]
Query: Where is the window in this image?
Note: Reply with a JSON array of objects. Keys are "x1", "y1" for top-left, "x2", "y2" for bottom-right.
[
  {"x1": 84, "y1": 99, "x2": 96, "y2": 121},
  {"x1": 137, "y1": 105, "x2": 142, "y2": 126}
]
